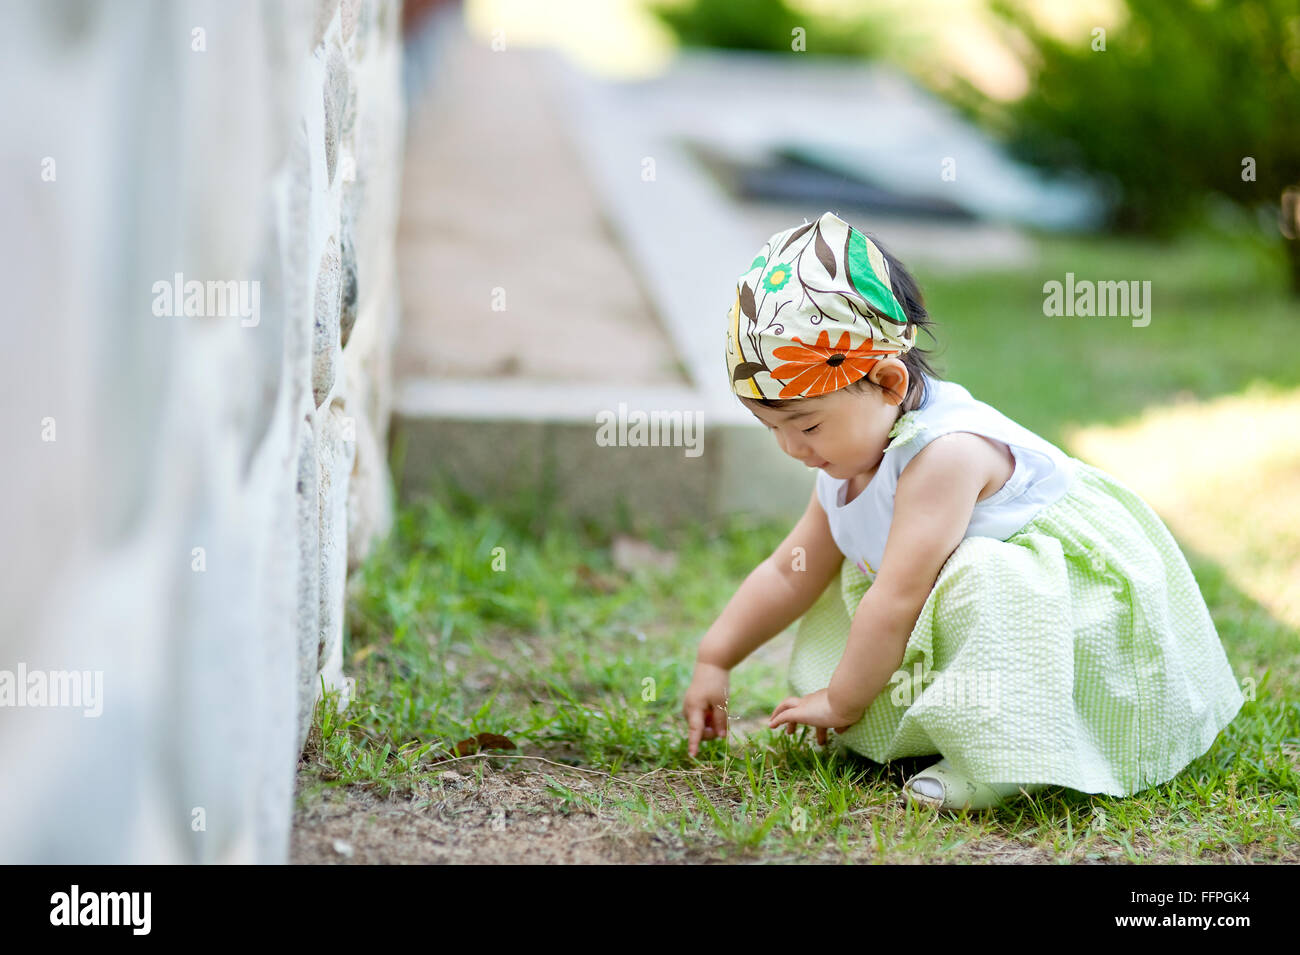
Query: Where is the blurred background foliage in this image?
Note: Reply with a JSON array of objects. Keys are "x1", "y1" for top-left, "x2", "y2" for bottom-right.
[
  {"x1": 939, "y1": 0, "x2": 1300, "y2": 280},
  {"x1": 647, "y1": 0, "x2": 1300, "y2": 293},
  {"x1": 645, "y1": 0, "x2": 900, "y2": 57}
]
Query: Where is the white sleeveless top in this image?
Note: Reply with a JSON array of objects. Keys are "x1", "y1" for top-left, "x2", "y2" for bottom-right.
[{"x1": 816, "y1": 374, "x2": 1078, "y2": 581}]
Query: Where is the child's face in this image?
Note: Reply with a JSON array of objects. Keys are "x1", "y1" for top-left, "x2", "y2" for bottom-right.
[{"x1": 742, "y1": 359, "x2": 908, "y2": 482}]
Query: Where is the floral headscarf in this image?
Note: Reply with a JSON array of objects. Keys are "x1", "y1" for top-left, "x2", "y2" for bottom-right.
[{"x1": 725, "y1": 211, "x2": 917, "y2": 400}]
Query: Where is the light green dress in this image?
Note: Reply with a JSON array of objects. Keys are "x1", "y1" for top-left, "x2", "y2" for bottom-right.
[{"x1": 788, "y1": 379, "x2": 1245, "y2": 796}]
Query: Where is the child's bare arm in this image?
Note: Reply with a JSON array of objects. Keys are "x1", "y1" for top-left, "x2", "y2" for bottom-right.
[
  {"x1": 686, "y1": 485, "x2": 842, "y2": 754},
  {"x1": 826, "y1": 433, "x2": 997, "y2": 721},
  {"x1": 696, "y1": 484, "x2": 843, "y2": 670}
]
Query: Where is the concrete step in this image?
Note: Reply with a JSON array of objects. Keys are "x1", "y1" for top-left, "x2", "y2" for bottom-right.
[{"x1": 391, "y1": 377, "x2": 815, "y2": 532}]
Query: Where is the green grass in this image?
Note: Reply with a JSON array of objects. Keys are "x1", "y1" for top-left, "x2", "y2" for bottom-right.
[
  {"x1": 298, "y1": 220, "x2": 1300, "y2": 862},
  {"x1": 915, "y1": 216, "x2": 1298, "y2": 446}
]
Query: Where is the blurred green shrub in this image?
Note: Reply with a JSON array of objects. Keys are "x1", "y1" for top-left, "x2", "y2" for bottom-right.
[
  {"x1": 645, "y1": 0, "x2": 896, "y2": 58},
  {"x1": 934, "y1": 1, "x2": 1300, "y2": 248}
]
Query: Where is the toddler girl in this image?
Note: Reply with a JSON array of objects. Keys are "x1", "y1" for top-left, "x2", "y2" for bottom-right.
[{"x1": 682, "y1": 210, "x2": 1245, "y2": 811}]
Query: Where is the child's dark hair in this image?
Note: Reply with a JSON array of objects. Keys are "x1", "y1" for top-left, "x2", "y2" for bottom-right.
[{"x1": 745, "y1": 234, "x2": 944, "y2": 414}]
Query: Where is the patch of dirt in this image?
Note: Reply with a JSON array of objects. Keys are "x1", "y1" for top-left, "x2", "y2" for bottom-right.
[{"x1": 290, "y1": 761, "x2": 715, "y2": 864}]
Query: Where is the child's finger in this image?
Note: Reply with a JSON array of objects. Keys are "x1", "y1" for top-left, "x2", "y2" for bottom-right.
[
  {"x1": 769, "y1": 696, "x2": 800, "y2": 723},
  {"x1": 768, "y1": 698, "x2": 792, "y2": 720},
  {"x1": 686, "y1": 707, "x2": 704, "y2": 757}
]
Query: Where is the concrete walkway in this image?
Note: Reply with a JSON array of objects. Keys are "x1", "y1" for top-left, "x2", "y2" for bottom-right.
[{"x1": 395, "y1": 31, "x2": 685, "y2": 389}]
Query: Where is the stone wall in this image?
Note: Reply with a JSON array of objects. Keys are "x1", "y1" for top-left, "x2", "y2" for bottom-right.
[{"x1": 0, "y1": 0, "x2": 403, "y2": 863}]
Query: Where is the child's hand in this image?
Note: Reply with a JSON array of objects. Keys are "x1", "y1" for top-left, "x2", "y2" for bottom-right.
[
  {"x1": 682, "y1": 661, "x2": 730, "y2": 758},
  {"x1": 768, "y1": 689, "x2": 858, "y2": 746}
]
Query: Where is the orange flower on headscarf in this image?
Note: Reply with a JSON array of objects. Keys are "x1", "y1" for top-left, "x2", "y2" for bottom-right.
[{"x1": 769, "y1": 329, "x2": 901, "y2": 398}]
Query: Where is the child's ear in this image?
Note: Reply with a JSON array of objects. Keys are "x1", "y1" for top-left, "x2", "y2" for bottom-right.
[{"x1": 868, "y1": 358, "x2": 908, "y2": 406}]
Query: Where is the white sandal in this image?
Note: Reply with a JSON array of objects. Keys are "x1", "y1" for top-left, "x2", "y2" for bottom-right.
[{"x1": 903, "y1": 757, "x2": 1048, "y2": 811}]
